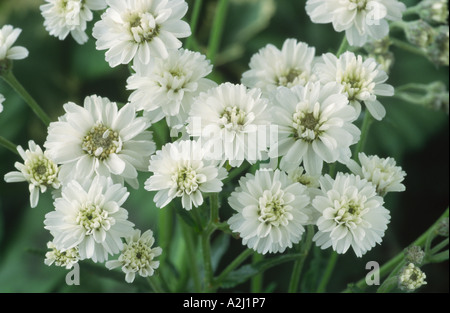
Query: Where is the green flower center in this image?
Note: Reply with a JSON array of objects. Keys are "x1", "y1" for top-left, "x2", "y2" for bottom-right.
[
  {"x1": 82, "y1": 123, "x2": 121, "y2": 160},
  {"x1": 76, "y1": 203, "x2": 114, "y2": 234},
  {"x1": 258, "y1": 190, "x2": 293, "y2": 227},
  {"x1": 292, "y1": 108, "x2": 323, "y2": 143}
]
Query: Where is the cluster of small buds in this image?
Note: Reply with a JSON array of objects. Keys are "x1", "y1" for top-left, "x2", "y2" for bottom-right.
[
  {"x1": 364, "y1": 38, "x2": 395, "y2": 73},
  {"x1": 417, "y1": 0, "x2": 449, "y2": 25},
  {"x1": 427, "y1": 25, "x2": 449, "y2": 66},
  {"x1": 404, "y1": 246, "x2": 425, "y2": 265},
  {"x1": 436, "y1": 217, "x2": 449, "y2": 237},
  {"x1": 398, "y1": 263, "x2": 427, "y2": 292},
  {"x1": 404, "y1": 20, "x2": 435, "y2": 49},
  {"x1": 44, "y1": 241, "x2": 80, "y2": 269}
]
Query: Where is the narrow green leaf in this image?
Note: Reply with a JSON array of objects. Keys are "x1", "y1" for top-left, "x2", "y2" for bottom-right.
[{"x1": 211, "y1": 232, "x2": 230, "y2": 272}]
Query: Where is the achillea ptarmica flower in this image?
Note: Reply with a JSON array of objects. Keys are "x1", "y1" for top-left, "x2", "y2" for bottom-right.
[
  {"x1": 4, "y1": 140, "x2": 60, "y2": 208},
  {"x1": 45, "y1": 241, "x2": 80, "y2": 269},
  {"x1": 145, "y1": 140, "x2": 226, "y2": 210},
  {"x1": 312, "y1": 173, "x2": 390, "y2": 257},
  {"x1": 346, "y1": 152, "x2": 406, "y2": 196},
  {"x1": 418, "y1": 0, "x2": 449, "y2": 24},
  {"x1": 241, "y1": 39, "x2": 316, "y2": 96},
  {"x1": 40, "y1": 0, "x2": 107, "y2": 45},
  {"x1": 228, "y1": 169, "x2": 311, "y2": 255},
  {"x1": 92, "y1": 0, "x2": 191, "y2": 67},
  {"x1": 187, "y1": 83, "x2": 272, "y2": 167},
  {"x1": 268, "y1": 82, "x2": 360, "y2": 175},
  {"x1": 44, "y1": 95, "x2": 155, "y2": 189},
  {"x1": 106, "y1": 229, "x2": 162, "y2": 283},
  {"x1": 0, "y1": 25, "x2": 29, "y2": 61},
  {"x1": 315, "y1": 51, "x2": 394, "y2": 120},
  {"x1": 44, "y1": 176, "x2": 135, "y2": 263},
  {"x1": 127, "y1": 48, "x2": 216, "y2": 127},
  {"x1": 398, "y1": 263, "x2": 427, "y2": 292},
  {"x1": 305, "y1": 0, "x2": 406, "y2": 47}
]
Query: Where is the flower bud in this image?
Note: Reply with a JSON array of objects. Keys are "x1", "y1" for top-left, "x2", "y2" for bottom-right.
[
  {"x1": 418, "y1": 0, "x2": 449, "y2": 24},
  {"x1": 436, "y1": 217, "x2": 449, "y2": 237},
  {"x1": 398, "y1": 263, "x2": 427, "y2": 292},
  {"x1": 404, "y1": 246, "x2": 425, "y2": 265},
  {"x1": 404, "y1": 20, "x2": 435, "y2": 49},
  {"x1": 427, "y1": 25, "x2": 449, "y2": 66}
]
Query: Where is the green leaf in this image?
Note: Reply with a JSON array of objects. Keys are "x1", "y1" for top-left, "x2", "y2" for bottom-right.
[
  {"x1": 175, "y1": 206, "x2": 199, "y2": 232},
  {"x1": 211, "y1": 232, "x2": 230, "y2": 272}
]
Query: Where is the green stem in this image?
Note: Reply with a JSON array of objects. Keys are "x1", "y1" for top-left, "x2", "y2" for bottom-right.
[
  {"x1": 1, "y1": 70, "x2": 51, "y2": 126},
  {"x1": 353, "y1": 111, "x2": 373, "y2": 159},
  {"x1": 390, "y1": 38, "x2": 427, "y2": 57},
  {"x1": 342, "y1": 207, "x2": 449, "y2": 292},
  {"x1": 214, "y1": 249, "x2": 254, "y2": 288},
  {"x1": 288, "y1": 225, "x2": 314, "y2": 293},
  {"x1": 251, "y1": 253, "x2": 264, "y2": 292},
  {"x1": 180, "y1": 218, "x2": 202, "y2": 292},
  {"x1": 336, "y1": 36, "x2": 349, "y2": 57},
  {"x1": 0, "y1": 135, "x2": 19, "y2": 155},
  {"x1": 158, "y1": 205, "x2": 174, "y2": 266},
  {"x1": 206, "y1": 0, "x2": 229, "y2": 64},
  {"x1": 316, "y1": 251, "x2": 339, "y2": 293},
  {"x1": 209, "y1": 193, "x2": 219, "y2": 224},
  {"x1": 430, "y1": 238, "x2": 449, "y2": 255},
  {"x1": 185, "y1": 0, "x2": 203, "y2": 51},
  {"x1": 201, "y1": 231, "x2": 214, "y2": 292},
  {"x1": 147, "y1": 276, "x2": 164, "y2": 293},
  {"x1": 223, "y1": 162, "x2": 251, "y2": 184}
]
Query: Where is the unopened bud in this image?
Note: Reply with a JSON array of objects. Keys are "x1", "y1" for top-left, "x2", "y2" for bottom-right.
[
  {"x1": 404, "y1": 246, "x2": 425, "y2": 265},
  {"x1": 427, "y1": 25, "x2": 449, "y2": 66},
  {"x1": 418, "y1": 0, "x2": 449, "y2": 24},
  {"x1": 398, "y1": 263, "x2": 427, "y2": 292},
  {"x1": 404, "y1": 20, "x2": 435, "y2": 49},
  {"x1": 436, "y1": 217, "x2": 449, "y2": 237}
]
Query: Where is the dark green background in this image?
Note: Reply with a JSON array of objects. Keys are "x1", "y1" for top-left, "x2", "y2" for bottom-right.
[{"x1": 0, "y1": 0, "x2": 448, "y2": 292}]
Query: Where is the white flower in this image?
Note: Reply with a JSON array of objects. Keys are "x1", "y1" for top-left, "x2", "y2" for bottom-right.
[
  {"x1": 145, "y1": 140, "x2": 226, "y2": 210},
  {"x1": 306, "y1": 0, "x2": 406, "y2": 47},
  {"x1": 241, "y1": 39, "x2": 316, "y2": 96},
  {"x1": 45, "y1": 241, "x2": 80, "y2": 269},
  {"x1": 187, "y1": 83, "x2": 272, "y2": 167},
  {"x1": 4, "y1": 140, "x2": 60, "y2": 208},
  {"x1": 127, "y1": 48, "x2": 216, "y2": 127},
  {"x1": 347, "y1": 152, "x2": 406, "y2": 196},
  {"x1": 228, "y1": 169, "x2": 311, "y2": 255},
  {"x1": 0, "y1": 93, "x2": 4, "y2": 113},
  {"x1": 40, "y1": 0, "x2": 107, "y2": 44},
  {"x1": 0, "y1": 25, "x2": 29, "y2": 61},
  {"x1": 314, "y1": 51, "x2": 394, "y2": 120},
  {"x1": 92, "y1": 0, "x2": 191, "y2": 67},
  {"x1": 268, "y1": 82, "x2": 360, "y2": 175},
  {"x1": 44, "y1": 95, "x2": 156, "y2": 188},
  {"x1": 398, "y1": 263, "x2": 427, "y2": 292},
  {"x1": 312, "y1": 173, "x2": 390, "y2": 257},
  {"x1": 44, "y1": 175, "x2": 135, "y2": 263},
  {"x1": 106, "y1": 229, "x2": 162, "y2": 283}
]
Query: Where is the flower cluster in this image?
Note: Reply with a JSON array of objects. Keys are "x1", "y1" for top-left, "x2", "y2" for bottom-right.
[{"x1": 9, "y1": 0, "x2": 447, "y2": 290}]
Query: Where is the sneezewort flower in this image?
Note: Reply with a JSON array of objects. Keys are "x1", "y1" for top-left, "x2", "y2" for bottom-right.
[
  {"x1": 127, "y1": 48, "x2": 216, "y2": 128},
  {"x1": 346, "y1": 152, "x2": 406, "y2": 196},
  {"x1": 187, "y1": 83, "x2": 272, "y2": 167},
  {"x1": 228, "y1": 169, "x2": 311, "y2": 254},
  {"x1": 268, "y1": 82, "x2": 360, "y2": 175},
  {"x1": 44, "y1": 95, "x2": 155, "y2": 188},
  {"x1": 314, "y1": 51, "x2": 394, "y2": 120},
  {"x1": 92, "y1": 0, "x2": 191, "y2": 67},
  {"x1": 44, "y1": 175, "x2": 135, "y2": 263},
  {"x1": 106, "y1": 229, "x2": 162, "y2": 283},
  {"x1": 305, "y1": 0, "x2": 406, "y2": 47},
  {"x1": 241, "y1": 38, "x2": 316, "y2": 96},
  {"x1": 398, "y1": 263, "x2": 427, "y2": 292},
  {"x1": 40, "y1": 0, "x2": 107, "y2": 44},
  {"x1": 4, "y1": 140, "x2": 60, "y2": 208},
  {"x1": 45, "y1": 241, "x2": 80, "y2": 269},
  {"x1": 313, "y1": 173, "x2": 390, "y2": 257},
  {"x1": 144, "y1": 139, "x2": 226, "y2": 210}
]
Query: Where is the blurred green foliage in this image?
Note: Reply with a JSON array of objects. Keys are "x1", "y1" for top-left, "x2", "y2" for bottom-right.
[{"x1": 0, "y1": 0, "x2": 448, "y2": 292}]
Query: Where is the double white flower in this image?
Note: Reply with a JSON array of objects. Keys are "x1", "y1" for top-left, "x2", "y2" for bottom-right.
[{"x1": 0, "y1": 24, "x2": 29, "y2": 61}]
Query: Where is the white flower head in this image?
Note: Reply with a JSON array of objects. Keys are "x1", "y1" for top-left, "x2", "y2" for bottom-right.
[
  {"x1": 313, "y1": 173, "x2": 390, "y2": 257},
  {"x1": 92, "y1": 0, "x2": 191, "y2": 67},
  {"x1": 268, "y1": 82, "x2": 360, "y2": 175},
  {"x1": 187, "y1": 83, "x2": 272, "y2": 167},
  {"x1": 40, "y1": 0, "x2": 107, "y2": 44},
  {"x1": 241, "y1": 39, "x2": 316, "y2": 96},
  {"x1": 127, "y1": 48, "x2": 217, "y2": 127},
  {"x1": 398, "y1": 263, "x2": 427, "y2": 292},
  {"x1": 106, "y1": 229, "x2": 162, "y2": 283},
  {"x1": 44, "y1": 175, "x2": 135, "y2": 263},
  {"x1": 45, "y1": 241, "x2": 80, "y2": 269},
  {"x1": 0, "y1": 93, "x2": 4, "y2": 113},
  {"x1": 306, "y1": 0, "x2": 406, "y2": 47},
  {"x1": 4, "y1": 140, "x2": 61, "y2": 208},
  {"x1": 315, "y1": 51, "x2": 394, "y2": 120},
  {"x1": 347, "y1": 152, "x2": 406, "y2": 196},
  {"x1": 44, "y1": 95, "x2": 156, "y2": 189},
  {"x1": 145, "y1": 139, "x2": 226, "y2": 210},
  {"x1": 0, "y1": 25, "x2": 29, "y2": 61},
  {"x1": 228, "y1": 169, "x2": 311, "y2": 255}
]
